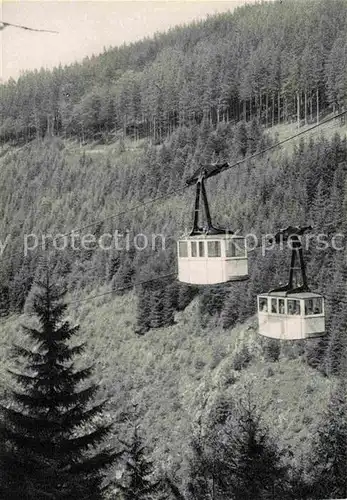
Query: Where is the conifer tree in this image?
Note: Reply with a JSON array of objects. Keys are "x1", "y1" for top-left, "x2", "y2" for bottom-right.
[
  {"x1": 135, "y1": 287, "x2": 151, "y2": 336},
  {"x1": 108, "y1": 253, "x2": 121, "y2": 280},
  {"x1": 0, "y1": 283, "x2": 10, "y2": 317},
  {"x1": 221, "y1": 292, "x2": 239, "y2": 329},
  {"x1": 162, "y1": 284, "x2": 176, "y2": 327},
  {"x1": 0, "y1": 274, "x2": 116, "y2": 499},
  {"x1": 185, "y1": 426, "x2": 213, "y2": 500},
  {"x1": 177, "y1": 284, "x2": 197, "y2": 312},
  {"x1": 116, "y1": 422, "x2": 161, "y2": 500},
  {"x1": 323, "y1": 264, "x2": 347, "y2": 376},
  {"x1": 233, "y1": 121, "x2": 248, "y2": 157},
  {"x1": 310, "y1": 378, "x2": 347, "y2": 499},
  {"x1": 150, "y1": 289, "x2": 164, "y2": 329},
  {"x1": 113, "y1": 259, "x2": 134, "y2": 295},
  {"x1": 215, "y1": 391, "x2": 290, "y2": 499}
]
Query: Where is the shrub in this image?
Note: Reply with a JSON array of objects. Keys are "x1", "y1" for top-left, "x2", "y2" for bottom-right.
[
  {"x1": 263, "y1": 338, "x2": 281, "y2": 362},
  {"x1": 232, "y1": 344, "x2": 252, "y2": 371}
]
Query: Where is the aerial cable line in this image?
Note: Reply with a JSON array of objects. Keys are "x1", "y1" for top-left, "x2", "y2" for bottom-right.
[
  {"x1": 0, "y1": 187, "x2": 187, "y2": 264},
  {"x1": 246, "y1": 217, "x2": 346, "y2": 253},
  {"x1": 1, "y1": 109, "x2": 346, "y2": 264},
  {"x1": 59, "y1": 187, "x2": 188, "y2": 237},
  {"x1": 198, "y1": 109, "x2": 347, "y2": 179},
  {"x1": 0, "y1": 271, "x2": 177, "y2": 327},
  {"x1": 68, "y1": 272, "x2": 176, "y2": 306},
  {"x1": 1, "y1": 255, "x2": 346, "y2": 329},
  {"x1": 1, "y1": 267, "x2": 346, "y2": 329},
  {"x1": 26, "y1": 108, "x2": 347, "y2": 236},
  {"x1": 0, "y1": 21, "x2": 58, "y2": 33}
]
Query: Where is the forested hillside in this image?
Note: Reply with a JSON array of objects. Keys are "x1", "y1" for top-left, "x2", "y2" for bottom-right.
[
  {"x1": 0, "y1": 0, "x2": 346, "y2": 498},
  {"x1": 1, "y1": 119, "x2": 346, "y2": 375},
  {"x1": 0, "y1": 0, "x2": 346, "y2": 144}
]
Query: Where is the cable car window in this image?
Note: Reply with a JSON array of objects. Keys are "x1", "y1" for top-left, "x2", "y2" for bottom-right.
[
  {"x1": 179, "y1": 241, "x2": 188, "y2": 258},
  {"x1": 313, "y1": 298, "x2": 323, "y2": 315},
  {"x1": 278, "y1": 299, "x2": 285, "y2": 314},
  {"x1": 191, "y1": 241, "x2": 197, "y2": 257},
  {"x1": 235, "y1": 238, "x2": 246, "y2": 257},
  {"x1": 225, "y1": 239, "x2": 245, "y2": 258},
  {"x1": 259, "y1": 297, "x2": 268, "y2": 312},
  {"x1": 199, "y1": 241, "x2": 205, "y2": 257},
  {"x1": 271, "y1": 298, "x2": 278, "y2": 313},
  {"x1": 305, "y1": 297, "x2": 323, "y2": 315},
  {"x1": 287, "y1": 299, "x2": 301, "y2": 315},
  {"x1": 305, "y1": 299, "x2": 313, "y2": 316},
  {"x1": 226, "y1": 240, "x2": 235, "y2": 257},
  {"x1": 207, "y1": 241, "x2": 221, "y2": 257}
]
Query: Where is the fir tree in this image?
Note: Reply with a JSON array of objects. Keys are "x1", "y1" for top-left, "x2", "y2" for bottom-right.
[
  {"x1": 135, "y1": 287, "x2": 151, "y2": 336},
  {"x1": 233, "y1": 121, "x2": 248, "y2": 157},
  {"x1": 162, "y1": 284, "x2": 176, "y2": 327},
  {"x1": 116, "y1": 423, "x2": 161, "y2": 500},
  {"x1": 0, "y1": 274, "x2": 116, "y2": 499},
  {"x1": 199, "y1": 286, "x2": 227, "y2": 317},
  {"x1": 177, "y1": 284, "x2": 198, "y2": 312},
  {"x1": 323, "y1": 264, "x2": 347, "y2": 376},
  {"x1": 113, "y1": 257, "x2": 135, "y2": 295},
  {"x1": 221, "y1": 292, "x2": 239, "y2": 329},
  {"x1": 215, "y1": 391, "x2": 290, "y2": 499},
  {"x1": 310, "y1": 378, "x2": 347, "y2": 499},
  {"x1": 108, "y1": 253, "x2": 121, "y2": 280},
  {"x1": 150, "y1": 290, "x2": 164, "y2": 329},
  {"x1": 0, "y1": 284, "x2": 10, "y2": 317}
]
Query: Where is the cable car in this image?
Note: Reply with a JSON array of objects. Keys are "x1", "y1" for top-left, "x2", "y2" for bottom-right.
[
  {"x1": 257, "y1": 226, "x2": 325, "y2": 340},
  {"x1": 177, "y1": 163, "x2": 248, "y2": 285}
]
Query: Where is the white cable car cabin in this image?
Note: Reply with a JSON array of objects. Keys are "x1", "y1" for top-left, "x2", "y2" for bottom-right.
[
  {"x1": 257, "y1": 225, "x2": 326, "y2": 340},
  {"x1": 258, "y1": 292, "x2": 325, "y2": 340},
  {"x1": 178, "y1": 234, "x2": 248, "y2": 285},
  {"x1": 177, "y1": 163, "x2": 248, "y2": 285}
]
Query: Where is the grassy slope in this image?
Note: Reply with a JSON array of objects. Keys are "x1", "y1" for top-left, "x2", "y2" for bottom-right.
[{"x1": 268, "y1": 113, "x2": 347, "y2": 155}]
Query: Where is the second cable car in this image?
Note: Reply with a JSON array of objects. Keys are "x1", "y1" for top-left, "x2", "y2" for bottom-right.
[
  {"x1": 177, "y1": 163, "x2": 248, "y2": 285},
  {"x1": 257, "y1": 226, "x2": 325, "y2": 340}
]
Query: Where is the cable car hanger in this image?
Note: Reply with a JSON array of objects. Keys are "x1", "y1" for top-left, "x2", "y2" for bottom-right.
[
  {"x1": 268, "y1": 225, "x2": 313, "y2": 295},
  {"x1": 186, "y1": 162, "x2": 231, "y2": 236}
]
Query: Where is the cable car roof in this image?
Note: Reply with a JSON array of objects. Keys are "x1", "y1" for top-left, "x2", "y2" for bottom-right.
[
  {"x1": 179, "y1": 233, "x2": 244, "y2": 240},
  {"x1": 260, "y1": 291, "x2": 323, "y2": 299}
]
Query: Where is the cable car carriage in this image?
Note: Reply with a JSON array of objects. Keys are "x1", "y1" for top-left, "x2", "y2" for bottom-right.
[
  {"x1": 177, "y1": 163, "x2": 248, "y2": 285},
  {"x1": 257, "y1": 226, "x2": 325, "y2": 340}
]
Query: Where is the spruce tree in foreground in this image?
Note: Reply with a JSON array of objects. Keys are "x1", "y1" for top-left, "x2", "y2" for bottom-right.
[{"x1": 0, "y1": 275, "x2": 116, "y2": 499}]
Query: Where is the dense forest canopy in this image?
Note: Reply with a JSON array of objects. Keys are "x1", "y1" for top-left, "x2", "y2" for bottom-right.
[{"x1": 0, "y1": 0, "x2": 346, "y2": 144}]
